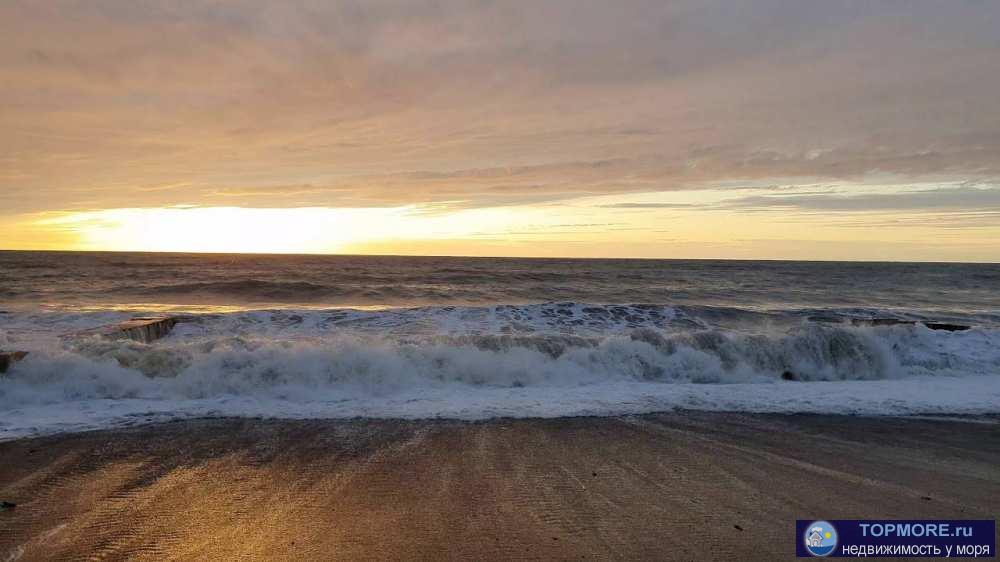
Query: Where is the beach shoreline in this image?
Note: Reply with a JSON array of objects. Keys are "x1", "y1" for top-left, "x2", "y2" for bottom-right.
[{"x1": 2, "y1": 412, "x2": 998, "y2": 560}]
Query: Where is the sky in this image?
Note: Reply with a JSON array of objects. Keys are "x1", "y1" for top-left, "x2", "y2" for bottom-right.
[{"x1": 2, "y1": 0, "x2": 999, "y2": 261}]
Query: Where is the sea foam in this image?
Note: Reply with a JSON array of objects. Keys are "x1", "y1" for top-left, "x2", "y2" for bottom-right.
[{"x1": 1, "y1": 304, "x2": 999, "y2": 439}]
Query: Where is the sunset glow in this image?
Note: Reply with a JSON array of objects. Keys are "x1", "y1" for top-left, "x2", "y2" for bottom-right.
[
  {"x1": 33, "y1": 206, "x2": 531, "y2": 254},
  {"x1": 12, "y1": 179, "x2": 999, "y2": 261},
  {"x1": 2, "y1": 1, "x2": 999, "y2": 260}
]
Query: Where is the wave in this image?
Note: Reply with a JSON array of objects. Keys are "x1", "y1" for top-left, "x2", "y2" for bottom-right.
[
  {"x1": 10, "y1": 321, "x2": 998, "y2": 388},
  {"x1": 1, "y1": 304, "x2": 999, "y2": 438},
  {"x1": 116, "y1": 279, "x2": 512, "y2": 304},
  {"x1": 5, "y1": 253, "x2": 1000, "y2": 314},
  {"x1": 130, "y1": 280, "x2": 341, "y2": 299}
]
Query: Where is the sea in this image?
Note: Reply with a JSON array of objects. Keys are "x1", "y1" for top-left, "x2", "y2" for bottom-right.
[{"x1": 2, "y1": 251, "x2": 999, "y2": 439}]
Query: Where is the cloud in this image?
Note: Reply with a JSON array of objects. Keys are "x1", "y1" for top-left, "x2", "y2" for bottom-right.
[
  {"x1": 1, "y1": 0, "x2": 1000, "y2": 218},
  {"x1": 598, "y1": 203, "x2": 699, "y2": 209},
  {"x1": 720, "y1": 186, "x2": 1000, "y2": 213}
]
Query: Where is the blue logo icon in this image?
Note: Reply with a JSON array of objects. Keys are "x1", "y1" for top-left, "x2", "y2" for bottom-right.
[{"x1": 803, "y1": 520, "x2": 838, "y2": 557}]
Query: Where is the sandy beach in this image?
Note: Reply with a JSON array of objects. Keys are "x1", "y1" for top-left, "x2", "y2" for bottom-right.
[{"x1": 1, "y1": 412, "x2": 997, "y2": 561}]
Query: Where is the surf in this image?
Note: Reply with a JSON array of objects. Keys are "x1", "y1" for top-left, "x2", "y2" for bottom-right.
[{"x1": 2, "y1": 304, "x2": 998, "y2": 439}]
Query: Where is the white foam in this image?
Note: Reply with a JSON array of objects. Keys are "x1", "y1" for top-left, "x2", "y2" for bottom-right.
[
  {"x1": 3, "y1": 377, "x2": 999, "y2": 441},
  {"x1": 1, "y1": 307, "x2": 999, "y2": 439}
]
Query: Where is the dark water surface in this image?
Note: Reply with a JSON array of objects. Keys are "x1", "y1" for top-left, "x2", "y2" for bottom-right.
[
  {"x1": 2, "y1": 251, "x2": 1000, "y2": 437},
  {"x1": 2, "y1": 251, "x2": 998, "y2": 314}
]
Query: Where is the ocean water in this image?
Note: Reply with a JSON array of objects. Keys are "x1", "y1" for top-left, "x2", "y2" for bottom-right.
[{"x1": 1, "y1": 251, "x2": 999, "y2": 438}]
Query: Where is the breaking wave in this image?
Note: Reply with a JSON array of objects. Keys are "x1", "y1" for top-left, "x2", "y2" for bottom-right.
[{"x1": 1, "y1": 303, "x2": 999, "y2": 438}]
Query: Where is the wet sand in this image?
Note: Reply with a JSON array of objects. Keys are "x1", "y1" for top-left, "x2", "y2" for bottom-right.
[{"x1": 1, "y1": 413, "x2": 998, "y2": 561}]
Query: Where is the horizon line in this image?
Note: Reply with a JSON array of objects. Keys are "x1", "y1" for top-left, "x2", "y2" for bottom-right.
[{"x1": 1, "y1": 248, "x2": 996, "y2": 266}]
